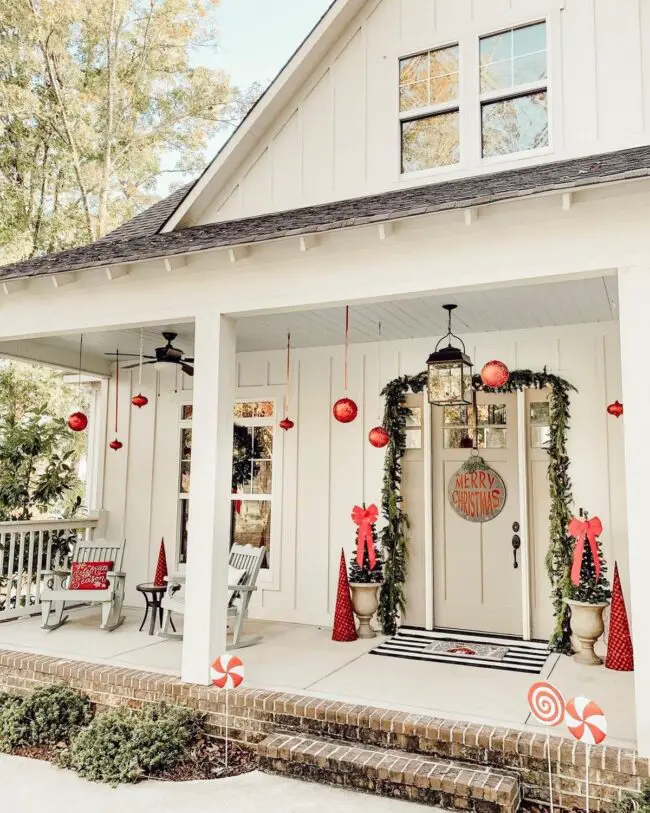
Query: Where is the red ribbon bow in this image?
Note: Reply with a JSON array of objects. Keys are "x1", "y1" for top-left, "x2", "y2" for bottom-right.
[
  {"x1": 568, "y1": 516, "x2": 603, "y2": 586},
  {"x1": 351, "y1": 504, "x2": 379, "y2": 569}
]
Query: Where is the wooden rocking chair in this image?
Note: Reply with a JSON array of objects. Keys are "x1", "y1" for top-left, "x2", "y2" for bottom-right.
[
  {"x1": 160, "y1": 544, "x2": 265, "y2": 649},
  {"x1": 40, "y1": 538, "x2": 127, "y2": 631}
]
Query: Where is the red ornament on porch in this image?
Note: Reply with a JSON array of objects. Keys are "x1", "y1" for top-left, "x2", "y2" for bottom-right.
[
  {"x1": 332, "y1": 549, "x2": 357, "y2": 642},
  {"x1": 480, "y1": 360, "x2": 510, "y2": 389},
  {"x1": 279, "y1": 334, "x2": 295, "y2": 431},
  {"x1": 279, "y1": 418, "x2": 295, "y2": 431},
  {"x1": 131, "y1": 393, "x2": 149, "y2": 409},
  {"x1": 109, "y1": 439, "x2": 123, "y2": 451},
  {"x1": 333, "y1": 397, "x2": 358, "y2": 424},
  {"x1": 607, "y1": 400, "x2": 624, "y2": 418},
  {"x1": 154, "y1": 538, "x2": 168, "y2": 587},
  {"x1": 606, "y1": 563, "x2": 634, "y2": 672},
  {"x1": 368, "y1": 426, "x2": 389, "y2": 448},
  {"x1": 67, "y1": 411, "x2": 88, "y2": 433}
]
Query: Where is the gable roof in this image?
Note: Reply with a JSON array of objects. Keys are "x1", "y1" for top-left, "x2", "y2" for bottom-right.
[
  {"x1": 1, "y1": 144, "x2": 649, "y2": 283},
  {"x1": 100, "y1": 183, "x2": 195, "y2": 242}
]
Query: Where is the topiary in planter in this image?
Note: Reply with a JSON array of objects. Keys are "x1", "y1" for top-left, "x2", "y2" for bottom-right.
[
  {"x1": 61, "y1": 703, "x2": 201, "y2": 785},
  {"x1": 0, "y1": 685, "x2": 92, "y2": 752}
]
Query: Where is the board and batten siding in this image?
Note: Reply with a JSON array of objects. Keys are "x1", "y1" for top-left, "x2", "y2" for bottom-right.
[
  {"x1": 101, "y1": 321, "x2": 626, "y2": 635},
  {"x1": 187, "y1": 0, "x2": 650, "y2": 227}
]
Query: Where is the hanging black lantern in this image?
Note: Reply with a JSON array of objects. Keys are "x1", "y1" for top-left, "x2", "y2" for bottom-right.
[{"x1": 427, "y1": 304, "x2": 473, "y2": 406}]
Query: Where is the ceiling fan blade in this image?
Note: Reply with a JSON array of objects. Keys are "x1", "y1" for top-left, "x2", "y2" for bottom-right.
[
  {"x1": 181, "y1": 363, "x2": 194, "y2": 377},
  {"x1": 104, "y1": 352, "x2": 143, "y2": 358},
  {"x1": 183, "y1": 357, "x2": 194, "y2": 363},
  {"x1": 122, "y1": 360, "x2": 157, "y2": 370}
]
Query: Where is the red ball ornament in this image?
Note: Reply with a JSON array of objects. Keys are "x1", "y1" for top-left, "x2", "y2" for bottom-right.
[
  {"x1": 333, "y1": 397, "x2": 358, "y2": 424},
  {"x1": 279, "y1": 418, "x2": 295, "y2": 431},
  {"x1": 131, "y1": 393, "x2": 149, "y2": 409},
  {"x1": 67, "y1": 412, "x2": 88, "y2": 432},
  {"x1": 368, "y1": 426, "x2": 390, "y2": 448},
  {"x1": 607, "y1": 400, "x2": 624, "y2": 419},
  {"x1": 109, "y1": 438, "x2": 123, "y2": 451},
  {"x1": 481, "y1": 360, "x2": 510, "y2": 389}
]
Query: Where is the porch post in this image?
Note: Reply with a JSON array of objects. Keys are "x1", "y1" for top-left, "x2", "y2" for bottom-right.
[
  {"x1": 618, "y1": 265, "x2": 650, "y2": 756},
  {"x1": 181, "y1": 313, "x2": 236, "y2": 684}
]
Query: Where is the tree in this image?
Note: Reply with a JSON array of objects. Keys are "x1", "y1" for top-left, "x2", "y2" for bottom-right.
[
  {"x1": 0, "y1": 0, "x2": 252, "y2": 261},
  {"x1": 567, "y1": 511, "x2": 611, "y2": 604},
  {"x1": 348, "y1": 512, "x2": 384, "y2": 585}
]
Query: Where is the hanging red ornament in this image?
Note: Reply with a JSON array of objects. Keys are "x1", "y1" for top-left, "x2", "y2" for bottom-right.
[
  {"x1": 279, "y1": 333, "x2": 295, "y2": 431},
  {"x1": 109, "y1": 439, "x2": 123, "y2": 451},
  {"x1": 480, "y1": 360, "x2": 510, "y2": 389},
  {"x1": 131, "y1": 393, "x2": 149, "y2": 409},
  {"x1": 607, "y1": 400, "x2": 624, "y2": 418},
  {"x1": 368, "y1": 426, "x2": 389, "y2": 448},
  {"x1": 279, "y1": 418, "x2": 295, "y2": 431},
  {"x1": 109, "y1": 349, "x2": 123, "y2": 451},
  {"x1": 333, "y1": 397, "x2": 358, "y2": 424},
  {"x1": 67, "y1": 411, "x2": 88, "y2": 432}
]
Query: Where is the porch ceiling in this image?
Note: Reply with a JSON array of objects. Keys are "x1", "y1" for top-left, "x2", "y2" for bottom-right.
[{"x1": 0, "y1": 274, "x2": 618, "y2": 367}]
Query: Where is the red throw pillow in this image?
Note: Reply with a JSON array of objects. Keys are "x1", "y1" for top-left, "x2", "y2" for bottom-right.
[{"x1": 69, "y1": 561, "x2": 113, "y2": 590}]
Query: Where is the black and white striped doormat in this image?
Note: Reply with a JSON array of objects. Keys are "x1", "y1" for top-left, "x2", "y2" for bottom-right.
[{"x1": 370, "y1": 628, "x2": 550, "y2": 674}]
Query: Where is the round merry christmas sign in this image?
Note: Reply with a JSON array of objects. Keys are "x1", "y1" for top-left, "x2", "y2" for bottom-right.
[{"x1": 448, "y1": 457, "x2": 507, "y2": 523}]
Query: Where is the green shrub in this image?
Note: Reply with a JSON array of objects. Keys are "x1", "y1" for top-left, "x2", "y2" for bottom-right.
[
  {"x1": 62, "y1": 704, "x2": 200, "y2": 785},
  {"x1": 615, "y1": 785, "x2": 650, "y2": 813},
  {"x1": 0, "y1": 685, "x2": 92, "y2": 752}
]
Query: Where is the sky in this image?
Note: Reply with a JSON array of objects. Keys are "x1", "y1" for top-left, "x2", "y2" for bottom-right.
[{"x1": 160, "y1": 0, "x2": 332, "y2": 192}]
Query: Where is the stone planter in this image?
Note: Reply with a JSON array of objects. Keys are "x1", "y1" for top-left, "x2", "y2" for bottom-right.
[
  {"x1": 566, "y1": 599, "x2": 609, "y2": 666},
  {"x1": 349, "y1": 582, "x2": 382, "y2": 639}
]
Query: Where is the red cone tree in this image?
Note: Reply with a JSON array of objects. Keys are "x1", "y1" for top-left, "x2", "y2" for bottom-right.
[
  {"x1": 606, "y1": 563, "x2": 634, "y2": 671},
  {"x1": 332, "y1": 549, "x2": 357, "y2": 642},
  {"x1": 154, "y1": 539, "x2": 168, "y2": 587}
]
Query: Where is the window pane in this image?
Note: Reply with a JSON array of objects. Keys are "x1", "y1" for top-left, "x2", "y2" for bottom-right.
[
  {"x1": 252, "y1": 460, "x2": 273, "y2": 495},
  {"x1": 231, "y1": 502, "x2": 270, "y2": 568},
  {"x1": 400, "y1": 53, "x2": 428, "y2": 85},
  {"x1": 480, "y1": 23, "x2": 546, "y2": 93},
  {"x1": 180, "y1": 462, "x2": 191, "y2": 494},
  {"x1": 531, "y1": 426, "x2": 551, "y2": 448},
  {"x1": 181, "y1": 405, "x2": 193, "y2": 420},
  {"x1": 480, "y1": 30, "x2": 512, "y2": 66},
  {"x1": 179, "y1": 499, "x2": 189, "y2": 564},
  {"x1": 181, "y1": 428, "x2": 192, "y2": 459},
  {"x1": 482, "y1": 92, "x2": 548, "y2": 157},
  {"x1": 253, "y1": 426, "x2": 273, "y2": 458},
  {"x1": 484, "y1": 428, "x2": 507, "y2": 448},
  {"x1": 514, "y1": 23, "x2": 546, "y2": 58},
  {"x1": 513, "y1": 52, "x2": 547, "y2": 86},
  {"x1": 443, "y1": 405, "x2": 468, "y2": 426},
  {"x1": 400, "y1": 46, "x2": 458, "y2": 112},
  {"x1": 530, "y1": 401, "x2": 550, "y2": 425},
  {"x1": 480, "y1": 59, "x2": 513, "y2": 93},
  {"x1": 430, "y1": 45, "x2": 459, "y2": 78},
  {"x1": 444, "y1": 428, "x2": 472, "y2": 449},
  {"x1": 234, "y1": 401, "x2": 275, "y2": 419},
  {"x1": 400, "y1": 80, "x2": 429, "y2": 112},
  {"x1": 233, "y1": 425, "x2": 253, "y2": 491},
  {"x1": 430, "y1": 74, "x2": 458, "y2": 105},
  {"x1": 402, "y1": 112, "x2": 459, "y2": 172}
]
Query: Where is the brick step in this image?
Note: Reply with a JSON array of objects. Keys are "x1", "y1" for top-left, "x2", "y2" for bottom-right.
[{"x1": 258, "y1": 733, "x2": 521, "y2": 812}]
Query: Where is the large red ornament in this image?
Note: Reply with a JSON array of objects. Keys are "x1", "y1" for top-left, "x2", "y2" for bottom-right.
[
  {"x1": 333, "y1": 397, "x2": 358, "y2": 424},
  {"x1": 279, "y1": 418, "x2": 295, "y2": 431},
  {"x1": 368, "y1": 426, "x2": 389, "y2": 448},
  {"x1": 67, "y1": 411, "x2": 88, "y2": 433},
  {"x1": 607, "y1": 400, "x2": 623, "y2": 419},
  {"x1": 480, "y1": 360, "x2": 510, "y2": 389},
  {"x1": 109, "y1": 438, "x2": 123, "y2": 451},
  {"x1": 131, "y1": 393, "x2": 149, "y2": 409}
]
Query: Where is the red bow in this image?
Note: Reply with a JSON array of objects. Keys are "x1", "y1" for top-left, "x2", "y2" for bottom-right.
[
  {"x1": 568, "y1": 516, "x2": 603, "y2": 586},
  {"x1": 351, "y1": 504, "x2": 379, "y2": 569}
]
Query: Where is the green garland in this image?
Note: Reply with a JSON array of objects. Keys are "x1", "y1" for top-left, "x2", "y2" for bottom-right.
[{"x1": 378, "y1": 368, "x2": 576, "y2": 653}]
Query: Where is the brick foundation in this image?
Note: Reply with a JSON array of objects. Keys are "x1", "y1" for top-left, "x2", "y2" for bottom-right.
[{"x1": 0, "y1": 648, "x2": 643, "y2": 810}]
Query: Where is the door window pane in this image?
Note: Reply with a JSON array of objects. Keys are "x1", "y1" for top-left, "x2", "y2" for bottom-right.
[
  {"x1": 482, "y1": 92, "x2": 548, "y2": 158},
  {"x1": 401, "y1": 112, "x2": 460, "y2": 172},
  {"x1": 530, "y1": 401, "x2": 551, "y2": 448},
  {"x1": 178, "y1": 499, "x2": 189, "y2": 564},
  {"x1": 443, "y1": 404, "x2": 507, "y2": 448},
  {"x1": 231, "y1": 502, "x2": 270, "y2": 568}
]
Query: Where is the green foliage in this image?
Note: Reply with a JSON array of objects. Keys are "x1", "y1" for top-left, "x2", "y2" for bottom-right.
[
  {"x1": 379, "y1": 367, "x2": 577, "y2": 653},
  {"x1": 0, "y1": 685, "x2": 92, "y2": 752},
  {"x1": 615, "y1": 784, "x2": 650, "y2": 813},
  {"x1": 567, "y1": 511, "x2": 611, "y2": 604},
  {"x1": 348, "y1": 514, "x2": 384, "y2": 584},
  {"x1": 62, "y1": 704, "x2": 200, "y2": 785}
]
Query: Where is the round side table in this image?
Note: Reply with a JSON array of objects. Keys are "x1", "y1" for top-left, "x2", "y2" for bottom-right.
[{"x1": 136, "y1": 582, "x2": 179, "y2": 636}]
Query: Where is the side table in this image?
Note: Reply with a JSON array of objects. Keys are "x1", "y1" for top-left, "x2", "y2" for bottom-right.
[{"x1": 136, "y1": 582, "x2": 179, "y2": 636}]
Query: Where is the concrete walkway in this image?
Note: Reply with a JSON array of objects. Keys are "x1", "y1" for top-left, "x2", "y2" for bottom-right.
[{"x1": 0, "y1": 755, "x2": 428, "y2": 812}]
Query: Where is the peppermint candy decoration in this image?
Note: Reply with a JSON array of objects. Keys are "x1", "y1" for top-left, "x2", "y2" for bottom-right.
[
  {"x1": 527, "y1": 681, "x2": 565, "y2": 727},
  {"x1": 210, "y1": 654, "x2": 245, "y2": 689},
  {"x1": 565, "y1": 696, "x2": 607, "y2": 745}
]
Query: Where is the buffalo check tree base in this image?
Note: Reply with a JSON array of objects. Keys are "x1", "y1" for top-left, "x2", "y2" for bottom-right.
[{"x1": 0, "y1": 647, "x2": 645, "y2": 811}]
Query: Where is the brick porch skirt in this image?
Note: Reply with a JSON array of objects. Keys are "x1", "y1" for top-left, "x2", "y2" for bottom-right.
[{"x1": 0, "y1": 648, "x2": 644, "y2": 810}]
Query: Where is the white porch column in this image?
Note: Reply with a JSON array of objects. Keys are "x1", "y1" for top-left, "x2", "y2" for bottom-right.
[
  {"x1": 181, "y1": 313, "x2": 236, "y2": 684},
  {"x1": 618, "y1": 265, "x2": 650, "y2": 755}
]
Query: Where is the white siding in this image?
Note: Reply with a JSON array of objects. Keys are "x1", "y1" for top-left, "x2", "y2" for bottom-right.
[{"x1": 189, "y1": 0, "x2": 650, "y2": 226}]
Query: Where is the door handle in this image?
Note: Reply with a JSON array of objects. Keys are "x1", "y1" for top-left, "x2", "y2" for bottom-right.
[{"x1": 511, "y1": 521, "x2": 521, "y2": 569}]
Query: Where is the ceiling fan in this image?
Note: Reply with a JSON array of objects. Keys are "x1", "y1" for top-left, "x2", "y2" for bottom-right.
[{"x1": 106, "y1": 332, "x2": 194, "y2": 376}]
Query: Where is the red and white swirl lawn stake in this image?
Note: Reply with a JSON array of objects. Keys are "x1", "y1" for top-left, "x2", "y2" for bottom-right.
[
  {"x1": 565, "y1": 696, "x2": 607, "y2": 813},
  {"x1": 527, "y1": 682, "x2": 565, "y2": 813},
  {"x1": 211, "y1": 654, "x2": 245, "y2": 770}
]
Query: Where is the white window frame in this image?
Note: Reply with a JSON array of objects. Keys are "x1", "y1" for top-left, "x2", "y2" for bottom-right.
[
  {"x1": 398, "y1": 41, "x2": 461, "y2": 177},
  {"x1": 231, "y1": 393, "x2": 283, "y2": 590},
  {"x1": 479, "y1": 19, "x2": 552, "y2": 165}
]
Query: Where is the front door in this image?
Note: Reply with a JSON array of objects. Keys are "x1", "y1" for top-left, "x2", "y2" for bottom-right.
[{"x1": 432, "y1": 392, "x2": 522, "y2": 635}]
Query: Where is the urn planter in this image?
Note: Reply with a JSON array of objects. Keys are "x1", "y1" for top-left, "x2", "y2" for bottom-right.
[
  {"x1": 349, "y1": 582, "x2": 382, "y2": 639},
  {"x1": 567, "y1": 599, "x2": 609, "y2": 666}
]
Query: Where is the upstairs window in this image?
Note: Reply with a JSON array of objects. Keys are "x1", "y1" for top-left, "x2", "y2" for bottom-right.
[
  {"x1": 399, "y1": 45, "x2": 460, "y2": 173},
  {"x1": 480, "y1": 22, "x2": 548, "y2": 158}
]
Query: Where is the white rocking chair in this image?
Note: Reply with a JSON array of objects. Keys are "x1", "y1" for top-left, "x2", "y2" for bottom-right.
[
  {"x1": 40, "y1": 538, "x2": 126, "y2": 631},
  {"x1": 160, "y1": 544, "x2": 265, "y2": 649}
]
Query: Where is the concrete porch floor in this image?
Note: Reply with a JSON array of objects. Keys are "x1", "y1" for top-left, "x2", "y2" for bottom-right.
[{"x1": 0, "y1": 606, "x2": 636, "y2": 749}]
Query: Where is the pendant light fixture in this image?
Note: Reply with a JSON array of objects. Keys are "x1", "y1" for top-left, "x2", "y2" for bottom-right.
[
  {"x1": 426, "y1": 304, "x2": 473, "y2": 406},
  {"x1": 109, "y1": 350, "x2": 123, "y2": 451},
  {"x1": 67, "y1": 334, "x2": 88, "y2": 432},
  {"x1": 131, "y1": 328, "x2": 149, "y2": 408},
  {"x1": 279, "y1": 332, "x2": 295, "y2": 431},
  {"x1": 333, "y1": 305, "x2": 358, "y2": 423}
]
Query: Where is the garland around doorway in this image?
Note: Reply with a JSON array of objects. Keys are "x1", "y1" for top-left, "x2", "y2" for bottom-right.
[{"x1": 378, "y1": 368, "x2": 576, "y2": 654}]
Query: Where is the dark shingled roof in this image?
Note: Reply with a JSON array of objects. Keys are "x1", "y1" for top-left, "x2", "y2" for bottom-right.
[
  {"x1": 2, "y1": 144, "x2": 650, "y2": 282},
  {"x1": 99, "y1": 182, "x2": 195, "y2": 242}
]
